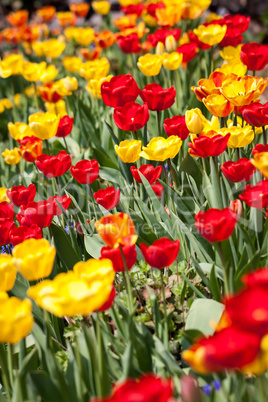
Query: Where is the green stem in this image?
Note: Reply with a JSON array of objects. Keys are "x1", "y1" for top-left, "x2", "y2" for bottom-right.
[
  {"x1": 157, "y1": 111, "x2": 162, "y2": 137},
  {"x1": 175, "y1": 68, "x2": 182, "y2": 113},
  {"x1": 7, "y1": 344, "x2": 14, "y2": 389},
  {"x1": 262, "y1": 125, "x2": 267, "y2": 146},
  {"x1": 45, "y1": 139, "x2": 51, "y2": 156},
  {"x1": 168, "y1": 158, "x2": 177, "y2": 191},
  {"x1": 96, "y1": 313, "x2": 104, "y2": 397},
  {"x1": 257, "y1": 375, "x2": 266, "y2": 402},
  {"x1": 89, "y1": 183, "x2": 98, "y2": 221},
  {"x1": 218, "y1": 242, "x2": 229, "y2": 296},
  {"x1": 0, "y1": 350, "x2": 11, "y2": 402},
  {"x1": 160, "y1": 270, "x2": 169, "y2": 350},
  {"x1": 120, "y1": 245, "x2": 134, "y2": 315},
  {"x1": 63, "y1": 137, "x2": 70, "y2": 154}
]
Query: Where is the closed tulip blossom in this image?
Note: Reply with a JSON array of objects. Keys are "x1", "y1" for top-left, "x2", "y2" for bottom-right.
[
  {"x1": 137, "y1": 54, "x2": 163, "y2": 77},
  {"x1": 100, "y1": 244, "x2": 137, "y2": 272},
  {"x1": 115, "y1": 140, "x2": 141, "y2": 163},
  {"x1": 94, "y1": 187, "x2": 120, "y2": 210},
  {"x1": 13, "y1": 239, "x2": 56, "y2": 281},
  {"x1": 240, "y1": 43, "x2": 268, "y2": 71},
  {"x1": 101, "y1": 74, "x2": 140, "y2": 108},
  {"x1": 17, "y1": 200, "x2": 54, "y2": 228},
  {"x1": 151, "y1": 182, "x2": 164, "y2": 200},
  {"x1": 140, "y1": 136, "x2": 182, "y2": 161},
  {"x1": 113, "y1": 102, "x2": 149, "y2": 131},
  {"x1": 195, "y1": 208, "x2": 237, "y2": 243},
  {"x1": 10, "y1": 225, "x2": 42, "y2": 246},
  {"x1": 140, "y1": 84, "x2": 176, "y2": 111},
  {"x1": 18, "y1": 136, "x2": 43, "y2": 162},
  {"x1": 6, "y1": 184, "x2": 36, "y2": 207},
  {"x1": 140, "y1": 238, "x2": 180, "y2": 269},
  {"x1": 177, "y1": 43, "x2": 198, "y2": 63},
  {"x1": 47, "y1": 196, "x2": 72, "y2": 215},
  {"x1": 56, "y1": 115, "x2": 74, "y2": 137},
  {"x1": 0, "y1": 201, "x2": 14, "y2": 221},
  {"x1": 240, "y1": 102, "x2": 268, "y2": 127},
  {"x1": 164, "y1": 115, "x2": 189, "y2": 140},
  {"x1": 221, "y1": 158, "x2": 256, "y2": 182},
  {"x1": 162, "y1": 52, "x2": 183, "y2": 71},
  {"x1": 186, "y1": 108, "x2": 206, "y2": 135},
  {"x1": 117, "y1": 33, "x2": 140, "y2": 54},
  {"x1": 131, "y1": 165, "x2": 162, "y2": 184},
  {"x1": 70, "y1": 159, "x2": 99, "y2": 184},
  {"x1": 193, "y1": 24, "x2": 227, "y2": 46},
  {"x1": 0, "y1": 219, "x2": 16, "y2": 246},
  {"x1": 29, "y1": 112, "x2": 60, "y2": 140},
  {"x1": 0, "y1": 255, "x2": 17, "y2": 291},
  {"x1": 239, "y1": 180, "x2": 268, "y2": 209},
  {"x1": 188, "y1": 134, "x2": 230, "y2": 158},
  {"x1": 36, "y1": 151, "x2": 71, "y2": 178}
]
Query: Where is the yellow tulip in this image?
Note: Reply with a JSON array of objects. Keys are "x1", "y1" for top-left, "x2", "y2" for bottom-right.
[
  {"x1": 203, "y1": 116, "x2": 220, "y2": 133},
  {"x1": 137, "y1": 54, "x2": 163, "y2": 77},
  {"x1": 156, "y1": 42, "x2": 165, "y2": 56},
  {"x1": 193, "y1": 24, "x2": 227, "y2": 46},
  {"x1": 165, "y1": 35, "x2": 177, "y2": 52},
  {"x1": 118, "y1": 0, "x2": 142, "y2": 5},
  {"x1": 64, "y1": 27, "x2": 78, "y2": 41},
  {"x1": 29, "y1": 112, "x2": 60, "y2": 140},
  {"x1": 92, "y1": 1, "x2": 111, "y2": 15},
  {"x1": 24, "y1": 85, "x2": 36, "y2": 98},
  {"x1": 0, "y1": 54, "x2": 23, "y2": 78},
  {"x1": 0, "y1": 98, "x2": 13, "y2": 113},
  {"x1": 181, "y1": 3, "x2": 204, "y2": 20},
  {"x1": 206, "y1": 12, "x2": 221, "y2": 22},
  {"x1": 13, "y1": 239, "x2": 56, "y2": 281},
  {"x1": 45, "y1": 100, "x2": 67, "y2": 118},
  {"x1": 162, "y1": 52, "x2": 183, "y2": 70},
  {"x1": 220, "y1": 126, "x2": 254, "y2": 148},
  {"x1": 32, "y1": 38, "x2": 66, "y2": 59},
  {"x1": 0, "y1": 296, "x2": 33, "y2": 344},
  {"x1": 203, "y1": 93, "x2": 234, "y2": 118},
  {"x1": 39, "y1": 64, "x2": 58, "y2": 83},
  {"x1": 8, "y1": 122, "x2": 35, "y2": 141},
  {"x1": 156, "y1": 5, "x2": 182, "y2": 27},
  {"x1": 221, "y1": 76, "x2": 268, "y2": 107},
  {"x1": 142, "y1": 13, "x2": 157, "y2": 27},
  {"x1": 190, "y1": 0, "x2": 211, "y2": 10},
  {"x1": 186, "y1": 108, "x2": 206, "y2": 134},
  {"x1": 113, "y1": 15, "x2": 137, "y2": 30},
  {"x1": 216, "y1": 61, "x2": 247, "y2": 77},
  {"x1": 0, "y1": 187, "x2": 9, "y2": 203},
  {"x1": 21, "y1": 61, "x2": 47, "y2": 82},
  {"x1": 80, "y1": 58, "x2": 110, "y2": 81},
  {"x1": 251, "y1": 153, "x2": 268, "y2": 179},
  {"x1": 63, "y1": 56, "x2": 82, "y2": 73},
  {"x1": 115, "y1": 140, "x2": 142, "y2": 163},
  {"x1": 140, "y1": 136, "x2": 182, "y2": 161},
  {"x1": 0, "y1": 255, "x2": 17, "y2": 292},
  {"x1": 73, "y1": 27, "x2": 95, "y2": 46},
  {"x1": 14, "y1": 93, "x2": 21, "y2": 107},
  {"x1": 220, "y1": 45, "x2": 242, "y2": 63},
  {"x1": 57, "y1": 77, "x2": 78, "y2": 94},
  {"x1": 86, "y1": 75, "x2": 113, "y2": 99},
  {"x1": 73, "y1": 258, "x2": 115, "y2": 285},
  {"x1": 27, "y1": 259, "x2": 115, "y2": 317},
  {"x1": 2, "y1": 148, "x2": 21, "y2": 165}
]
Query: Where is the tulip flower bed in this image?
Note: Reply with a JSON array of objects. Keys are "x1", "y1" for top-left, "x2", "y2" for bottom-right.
[{"x1": 1, "y1": 1, "x2": 268, "y2": 401}]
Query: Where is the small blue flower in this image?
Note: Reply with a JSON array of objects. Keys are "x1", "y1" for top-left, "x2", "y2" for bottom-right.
[
  {"x1": 202, "y1": 384, "x2": 212, "y2": 396},
  {"x1": 212, "y1": 380, "x2": 221, "y2": 392},
  {"x1": 65, "y1": 225, "x2": 69, "y2": 234},
  {"x1": 1, "y1": 246, "x2": 7, "y2": 254},
  {"x1": 1, "y1": 244, "x2": 13, "y2": 254}
]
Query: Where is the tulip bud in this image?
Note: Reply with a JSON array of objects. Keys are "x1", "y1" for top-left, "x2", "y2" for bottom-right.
[
  {"x1": 156, "y1": 41, "x2": 165, "y2": 55},
  {"x1": 185, "y1": 108, "x2": 205, "y2": 135},
  {"x1": 230, "y1": 199, "x2": 243, "y2": 218},
  {"x1": 180, "y1": 375, "x2": 202, "y2": 402},
  {"x1": 165, "y1": 35, "x2": 177, "y2": 52}
]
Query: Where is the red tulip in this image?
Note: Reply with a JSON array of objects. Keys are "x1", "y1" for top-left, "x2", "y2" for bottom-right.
[
  {"x1": 6, "y1": 184, "x2": 36, "y2": 207},
  {"x1": 93, "y1": 187, "x2": 120, "y2": 210},
  {"x1": 47, "y1": 195, "x2": 72, "y2": 215},
  {"x1": 240, "y1": 102, "x2": 268, "y2": 127},
  {"x1": 121, "y1": 4, "x2": 145, "y2": 17},
  {"x1": 188, "y1": 134, "x2": 230, "y2": 158},
  {"x1": 239, "y1": 180, "x2": 268, "y2": 209},
  {"x1": 100, "y1": 244, "x2": 137, "y2": 272},
  {"x1": 70, "y1": 159, "x2": 99, "y2": 184},
  {"x1": 229, "y1": 199, "x2": 243, "y2": 218},
  {"x1": 225, "y1": 286, "x2": 268, "y2": 337},
  {"x1": 147, "y1": 27, "x2": 181, "y2": 47},
  {"x1": 131, "y1": 164, "x2": 162, "y2": 184},
  {"x1": 117, "y1": 33, "x2": 140, "y2": 54},
  {"x1": 36, "y1": 151, "x2": 71, "y2": 178},
  {"x1": 240, "y1": 43, "x2": 268, "y2": 71},
  {"x1": 140, "y1": 84, "x2": 176, "y2": 112},
  {"x1": 101, "y1": 74, "x2": 140, "y2": 108},
  {"x1": 221, "y1": 158, "x2": 255, "y2": 183},
  {"x1": 10, "y1": 224, "x2": 42, "y2": 246},
  {"x1": 98, "y1": 286, "x2": 116, "y2": 312},
  {"x1": 151, "y1": 182, "x2": 164, "y2": 199},
  {"x1": 113, "y1": 102, "x2": 149, "y2": 131},
  {"x1": 18, "y1": 136, "x2": 43, "y2": 162},
  {"x1": 0, "y1": 219, "x2": 16, "y2": 246},
  {"x1": 177, "y1": 43, "x2": 198, "y2": 63},
  {"x1": 195, "y1": 208, "x2": 237, "y2": 243},
  {"x1": 92, "y1": 374, "x2": 174, "y2": 402},
  {"x1": 0, "y1": 201, "x2": 14, "y2": 220},
  {"x1": 183, "y1": 325, "x2": 260, "y2": 373},
  {"x1": 242, "y1": 268, "x2": 268, "y2": 288},
  {"x1": 56, "y1": 115, "x2": 74, "y2": 138},
  {"x1": 140, "y1": 238, "x2": 180, "y2": 269},
  {"x1": 222, "y1": 14, "x2": 250, "y2": 33},
  {"x1": 252, "y1": 144, "x2": 268, "y2": 155},
  {"x1": 147, "y1": 2, "x2": 166, "y2": 19},
  {"x1": 17, "y1": 200, "x2": 54, "y2": 228},
  {"x1": 219, "y1": 27, "x2": 243, "y2": 48},
  {"x1": 163, "y1": 115, "x2": 189, "y2": 140}
]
